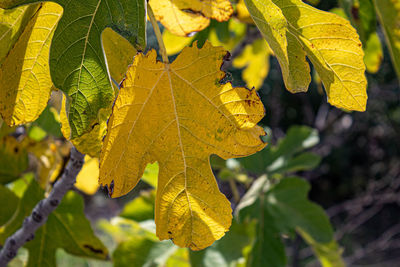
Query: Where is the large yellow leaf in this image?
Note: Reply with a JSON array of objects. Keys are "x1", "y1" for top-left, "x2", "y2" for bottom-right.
[
  {"x1": 60, "y1": 28, "x2": 137, "y2": 157},
  {"x1": 244, "y1": 0, "x2": 367, "y2": 111},
  {"x1": 150, "y1": 0, "x2": 233, "y2": 36},
  {"x1": 99, "y1": 42, "x2": 266, "y2": 249},
  {"x1": 0, "y1": 3, "x2": 62, "y2": 126},
  {"x1": 0, "y1": 4, "x2": 39, "y2": 65},
  {"x1": 233, "y1": 39, "x2": 273, "y2": 90},
  {"x1": 0, "y1": 3, "x2": 62, "y2": 125}
]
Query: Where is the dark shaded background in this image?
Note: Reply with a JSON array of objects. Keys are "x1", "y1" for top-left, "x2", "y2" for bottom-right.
[{"x1": 237, "y1": 1, "x2": 400, "y2": 265}]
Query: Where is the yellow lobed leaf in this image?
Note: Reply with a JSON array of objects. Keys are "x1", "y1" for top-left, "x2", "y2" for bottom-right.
[
  {"x1": 244, "y1": 0, "x2": 367, "y2": 111},
  {"x1": 233, "y1": 39, "x2": 273, "y2": 90},
  {"x1": 0, "y1": 3, "x2": 62, "y2": 126},
  {"x1": 61, "y1": 28, "x2": 136, "y2": 157},
  {"x1": 99, "y1": 42, "x2": 266, "y2": 250},
  {"x1": 150, "y1": 0, "x2": 233, "y2": 36},
  {"x1": 75, "y1": 156, "x2": 100, "y2": 195},
  {"x1": 0, "y1": 4, "x2": 39, "y2": 65}
]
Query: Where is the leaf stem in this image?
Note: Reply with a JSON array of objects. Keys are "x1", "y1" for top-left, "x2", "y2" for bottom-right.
[
  {"x1": 229, "y1": 179, "x2": 241, "y2": 203},
  {"x1": 0, "y1": 147, "x2": 85, "y2": 267},
  {"x1": 148, "y1": 4, "x2": 169, "y2": 63}
]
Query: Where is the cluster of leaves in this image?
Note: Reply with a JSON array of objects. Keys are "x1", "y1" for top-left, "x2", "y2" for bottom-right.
[{"x1": 1, "y1": 0, "x2": 399, "y2": 265}]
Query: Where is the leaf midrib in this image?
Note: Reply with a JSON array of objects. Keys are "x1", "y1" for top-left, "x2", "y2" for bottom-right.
[{"x1": 70, "y1": 0, "x2": 102, "y2": 135}]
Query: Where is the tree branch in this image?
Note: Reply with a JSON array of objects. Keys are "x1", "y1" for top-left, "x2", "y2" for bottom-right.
[
  {"x1": 0, "y1": 147, "x2": 84, "y2": 267},
  {"x1": 221, "y1": 26, "x2": 261, "y2": 71}
]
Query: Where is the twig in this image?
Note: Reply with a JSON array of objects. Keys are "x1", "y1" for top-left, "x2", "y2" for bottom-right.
[
  {"x1": 228, "y1": 179, "x2": 241, "y2": 204},
  {"x1": 221, "y1": 26, "x2": 261, "y2": 71},
  {"x1": 0, "y1": 147, "x2": 84, "y2": 267},
  {"x1": 147, "y1": 4, "x2": 169, "y2": 63}
]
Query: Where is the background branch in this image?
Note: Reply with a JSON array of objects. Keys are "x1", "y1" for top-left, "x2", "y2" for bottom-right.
[
  {"x1": 221, "y1": 26, "x2": 261, "y2": 71},
  {"x1": 0, "y1": 147, "x2": 85, "y2": 267}
]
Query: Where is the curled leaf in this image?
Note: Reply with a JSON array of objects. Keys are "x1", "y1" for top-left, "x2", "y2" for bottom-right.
[
  {"x1": 244, "y1": 0, "x2": 367, "y2": 111},
  {"x1": 150, "y1": 0, "x2": 233, "y2": 36}
]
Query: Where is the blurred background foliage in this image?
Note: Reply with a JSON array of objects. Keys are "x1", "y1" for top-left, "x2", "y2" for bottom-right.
[{"x1": 1, "y1": 0, "x2": 400, "y2": 266}]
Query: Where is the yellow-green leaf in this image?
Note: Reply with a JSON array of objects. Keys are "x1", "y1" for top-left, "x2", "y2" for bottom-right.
[
  {"x1": 60, "y1": 97, "x2": 107, "y2": 158},
  {"x1": 150, "y1": 0, "x2": 233, "y2": 36},
  {"x1": 363, "y1": 31, "x2": 383, "y2": 74},
  {"x1": 299, "y1": 229, "x2": 345, "y2": 267},
  {"x1": 0, "y1": 4, "x2": 39, "y2": 65},
  {"x1": 163, "y1": 29, "x2": 194, "y2": 56},
  {"x1": 102, "y1": 27, "x2": 137, "y2": 86},
  {"x1": 141, "y1": 162, "x2": 159, "y2": 188},
  {"x1": 0, "y1": 3, "x2": 62, "y2": 126},
  {"x1": 374, "y1": 0, "x2": 400, "y2": 78},
  {"x1": 99, "y1": 42, "x2": 266, "y2": 250},
  {"x1": 208, "y1": 19, "x2": 247, "y2": 51},
  {"x1": 0, "y1": 135, "x2": 28, "y2": 184},
  {"x1": 244, "y1": 0, "x2": 367, "y2": 111},
  {"x1": 233, "y1": 39, "x2": 272, "y2": 90}
]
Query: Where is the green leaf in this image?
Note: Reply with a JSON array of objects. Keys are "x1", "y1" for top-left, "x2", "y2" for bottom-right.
[
  {"x1": 266, "y1": 177, "x2": 333, "y2": 243},
  {"x1": 28, "y1": 105, "x2": 62, "y2": 141},
  {"x1": 235, "y1": 176, "x2": 286, "y2": 267},
  {"x1": 189, "y1": 221, "x2": 252, "y2": 267},
  {"x1": 363, "y1": 32, "x2": 383, "y2": 73},
  {"x1": 0, "y1": 0, "x2": 146, "y2": 138},
  {"x1": 0, "y1": 184, "x2": 18, "y2": 225},
  {"x1": 0, "y1": 180, "x2": 108, "y2": 266},
  {"x1": 104, "y1": 218, "x2": 181, "y2": 267},
  {"x1": 120, "y1": 190, "x2": 155, "y2": 222},
  {"x1": 0, "y1": 135, "x2": 28, "y2": 184},
  {"x1": 299, "y1": 230, "x2": 345, "y2": 267},
  {"x1": 340, "y1": 0, "x2": 376, "y2": 40},
  {"x1": 141, "y1": 163, "x2": 159, "y2": 188},
  {"x1": 244, "y1": 0, "x2": 367, "y2": 111},
  {"x1": 338, "y1": 0, "x2": 383, "y2": 73},
  {"x1": 276, "y1": 152, "x2": 321, "y2": 173},
  {"x1": 8, "y1": 172, "x2": 34, "y2": 197},
  {"x1": 373, "y1": 0, "x2": 400, "y2": 78},
  {"x1": 240, "y1": 126, "x2": 320, "y2": 175},
  {"x1": 114, "y1": 239, "x2": 178, "y2": 267},
  {"x1": 248, "y1": 210, "x2": 286, "y2": 267},
  {"x1": 235, "y1": 176, "x2": 340, "y2": 267}
]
